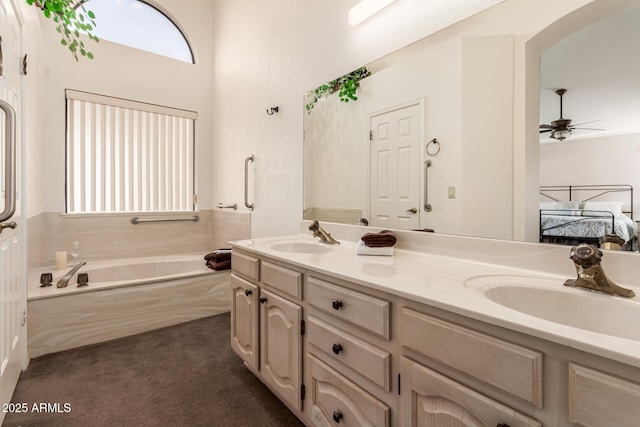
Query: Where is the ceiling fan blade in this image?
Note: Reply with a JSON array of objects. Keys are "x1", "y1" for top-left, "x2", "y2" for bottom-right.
[
  {"x1": 539, "y1": 124, "x2": 555, "y2": 129},
  {"x1": 540, "y1": 129, "x2": 554, "y2": 134},
  {"x1": 570, "y1": 119, "x2": 602, "y2": 127},
  {"x1": 572, "y1": 127, "x2": 606, "y2": 131}
]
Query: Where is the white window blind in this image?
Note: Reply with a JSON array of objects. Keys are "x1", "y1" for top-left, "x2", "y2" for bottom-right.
[{"x1": 65, "y1": 89, "x2": 197, "y2": 213}]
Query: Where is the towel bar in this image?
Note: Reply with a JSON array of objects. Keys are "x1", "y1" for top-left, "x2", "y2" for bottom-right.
[{"x1": 130, "y1": 215, "x2": 200, "y2": 224}]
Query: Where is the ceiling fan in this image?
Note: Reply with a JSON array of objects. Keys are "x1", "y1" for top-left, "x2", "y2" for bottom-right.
[{"x1": 539, "y1": 88, "x2": 604, "y2": 141}]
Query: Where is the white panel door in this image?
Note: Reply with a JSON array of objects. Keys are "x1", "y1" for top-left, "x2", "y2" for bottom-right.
[
  {"x1": 0, "y1": 0, "x2": 26, "y2": 420},
  {"x1": 370, "y1": 103, "x2": 421, "y2": 229}
]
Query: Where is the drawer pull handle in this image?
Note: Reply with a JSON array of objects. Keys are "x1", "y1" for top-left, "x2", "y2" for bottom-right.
[
  {"x1": 244, "y1": 289, "x2": 252, "y2": 296},
  {"x1": 331, "y1": 300, "x2": 343, "y2": 310},
  {"x1": 332, "y1": 343, "x2": 343, "y2": 355},
  {"x1": 332, "y1": 410, "x2": 343, "y2": 423},
  {"x1": 259, "y1": 297, "x2": 267, "y2": 304},
  {"x1": 497, "y1": 424, "x2": 511, "y2": 427}
]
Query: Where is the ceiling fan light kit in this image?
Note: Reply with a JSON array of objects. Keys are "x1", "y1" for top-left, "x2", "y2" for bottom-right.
[{"x1": 539, "y1": 88, "x2": 604, "y2": 142}]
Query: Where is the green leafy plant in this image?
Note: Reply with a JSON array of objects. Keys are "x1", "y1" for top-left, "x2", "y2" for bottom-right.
[
  {"x1": 26, "y1": 0, "x2": 99, "y2": 61},
  {"x1": 305, "y1": 66, "x2": 372, "y2": 114}
]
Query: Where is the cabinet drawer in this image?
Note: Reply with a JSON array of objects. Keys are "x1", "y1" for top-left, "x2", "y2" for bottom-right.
[
  {"x1": 261, "y1": 261, "x2": 302, "y2": 300},
  {"x1": 308, "y1": 354, "x2": 390, "y2": 427},
  {"x1": 569, "y1": 363, "x2": 640, "y2": 426},
  {"x1": 231, "y1": 251, "x2": 260, "y2": 282},
  {"x1": 400, "y1": 307, "x2": 543, "y2": 408},
  {"x1": 308, "y1": 315, "x2": 391, "y2": 391},
  {"x1": 308, "y1": 277, "x2": 390, "y2": 339},
  {"x1": 400, "y1": 357, "x2": 541, "y2": 427}
]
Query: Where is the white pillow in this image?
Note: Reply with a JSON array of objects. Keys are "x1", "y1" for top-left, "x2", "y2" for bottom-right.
[
  {"x1": 539, "y1": 201, "x2": 580, "y2": 216},
  {"x1": 582, "y1": 201, "x2": 623, "y2": 218}
]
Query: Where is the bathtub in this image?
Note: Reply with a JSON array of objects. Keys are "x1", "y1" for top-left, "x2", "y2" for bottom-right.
[{"x1": 27, "y1": 254, "x2": 230, "y2": 358}]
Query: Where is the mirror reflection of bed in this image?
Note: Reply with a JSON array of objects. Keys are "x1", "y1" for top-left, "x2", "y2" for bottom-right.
[{"x1": 539, "y1": 185, "x2": 637, "y2": 251}]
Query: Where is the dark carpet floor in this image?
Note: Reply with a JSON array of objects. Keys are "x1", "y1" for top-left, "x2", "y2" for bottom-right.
[{"x1": 3, "y1": 313, "x2": 304, "y2": 427}]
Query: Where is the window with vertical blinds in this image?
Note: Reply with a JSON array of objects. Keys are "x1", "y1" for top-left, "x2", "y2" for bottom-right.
[{"x1": 65, "y1": 90, "x2": 197, "y2": 214}]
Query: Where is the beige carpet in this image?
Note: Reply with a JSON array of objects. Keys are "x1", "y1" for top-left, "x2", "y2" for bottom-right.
[{"x1": 3, "y1": 313, "x2": 303, "y2": 427}]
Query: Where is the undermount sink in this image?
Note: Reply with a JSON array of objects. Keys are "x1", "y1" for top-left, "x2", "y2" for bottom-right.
[
  {"x1": 270, "y1": 241, "x2": 334, "y2": 254},
  {"x1": 466, "y1": 275, "x2": 640, "y2": 341}
]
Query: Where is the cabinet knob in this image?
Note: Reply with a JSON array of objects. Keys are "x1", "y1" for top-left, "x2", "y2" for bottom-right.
[
  {"x1": 244, "y1": 289, "x2": 252, "y2": 296},
  {"x1": 331, "y1": 300, "x2": 343, "y2": 310},
  {"x1": 259, "y1": 297, "x2": 267, "y2": 304},
  {"x1": 332, "y1": 410, "x2": 343, "y2": 423},
  {"x1": 332, "y1": 343, "x2": 343, "y2": 355}
]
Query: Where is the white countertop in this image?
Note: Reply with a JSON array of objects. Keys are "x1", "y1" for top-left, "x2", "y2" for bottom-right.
[{"x1": 230, "y1": 232, "x2": 640, "y2": 369}]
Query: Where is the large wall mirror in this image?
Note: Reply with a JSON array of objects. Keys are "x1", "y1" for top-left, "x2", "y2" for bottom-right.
[{"x1": 303, "y1": 3, "x2": 640, "y2": 251}]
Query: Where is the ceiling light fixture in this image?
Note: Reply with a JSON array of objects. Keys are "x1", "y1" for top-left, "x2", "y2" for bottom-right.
[{"x1": 348, "y1": 0, "x2": 396, "y2": 26}]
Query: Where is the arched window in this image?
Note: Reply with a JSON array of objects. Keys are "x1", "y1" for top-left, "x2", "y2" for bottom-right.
[{"x1": 86, "y1": 0, "x2": 194, "y2": 63}]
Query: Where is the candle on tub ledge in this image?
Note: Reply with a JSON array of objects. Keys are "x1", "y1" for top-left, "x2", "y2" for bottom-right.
[{"x1": 55, "y1": 251, "x2": 68, "y2": 270}]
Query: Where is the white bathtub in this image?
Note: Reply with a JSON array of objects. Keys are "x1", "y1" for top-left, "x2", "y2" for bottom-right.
[{"x1": 27, "y1": 254, "x2": 230, "y2": 358}]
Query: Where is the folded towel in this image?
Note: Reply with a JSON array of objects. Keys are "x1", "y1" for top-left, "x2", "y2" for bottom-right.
[
  {"x1": 356, "y1": 239, "x2": 394, "y2": 256},
  {"x1": 361, "y1": 230, "x2": 397, "y2": 248},
  {"x1": 204, "y1": 249, "x2": 232, "y2": 263},
  {"x1": 207, "y1": 259, "x2": 231, "y2": 271}
]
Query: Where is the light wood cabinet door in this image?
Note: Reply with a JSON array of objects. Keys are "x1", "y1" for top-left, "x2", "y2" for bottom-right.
[
  {"x1": 260, "y1": 288, "x2": 303, "y2": 411},
  {"x1": 308, "y1": 354, "x2": 390, "y2": 427},
  {"x1": 400, "y1": 357, "x2": 541, "y2": 427},
  {"x1": 230, "y1": 274, "x2": 259, "y2": 371}
]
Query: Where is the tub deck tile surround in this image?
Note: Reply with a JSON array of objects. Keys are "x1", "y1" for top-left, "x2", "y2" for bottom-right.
[{"x1": 27, "y1": 209, "x2": 251, "y2": 268}]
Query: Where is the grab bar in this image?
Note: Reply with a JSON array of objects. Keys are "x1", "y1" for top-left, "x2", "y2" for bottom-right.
[
  {"x1": 244, "y1": 154, "x2": 254, "y2": 210},
  {"x1": 216, "y1": 203, "x2": 237, "y2": 210},
  {"x1": 424, "y1": 160, "x2": 432, "y2": 212},
  {"x1": 0, "y1": 98, "x2": 17, "y2": 229},
  {"x1": 130, "y1": 215, "x2": 200, "y2": 224}
]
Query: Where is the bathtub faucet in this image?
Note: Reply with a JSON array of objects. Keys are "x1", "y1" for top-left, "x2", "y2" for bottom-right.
[{"x1": 57, "y1": 260, "x2": 87, "y2": 288}]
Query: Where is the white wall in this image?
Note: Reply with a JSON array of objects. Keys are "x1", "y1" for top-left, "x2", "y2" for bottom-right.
[{"x1": 540, "y1": 132, "x2": 640, "y2": 216}]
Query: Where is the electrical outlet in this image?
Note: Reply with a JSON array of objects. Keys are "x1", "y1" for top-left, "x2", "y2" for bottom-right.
[{"x1": 448, "y1": 186, "x2": 456, "y2": 198}]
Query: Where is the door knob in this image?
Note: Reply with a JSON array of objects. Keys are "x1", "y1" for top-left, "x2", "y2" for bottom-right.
[
  {"x1": 0, "y1": 221, "x2": 17, "y2": 233},
  {"x1": 406, "y1": 207, "x2": 417, "y2": 214}
]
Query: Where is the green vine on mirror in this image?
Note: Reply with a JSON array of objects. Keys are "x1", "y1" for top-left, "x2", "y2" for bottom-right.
[
  {"x1": 305, "y1": 66, "x2": 372, "y2": 114},
  {"x1": 26, "y1": 0, "x2": 99, "y2": 61}
]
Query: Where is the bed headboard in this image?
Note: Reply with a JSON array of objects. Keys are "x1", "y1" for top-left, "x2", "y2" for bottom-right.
[{"x1": 539, "y1": 184, "x2": 634, "y2": 219}]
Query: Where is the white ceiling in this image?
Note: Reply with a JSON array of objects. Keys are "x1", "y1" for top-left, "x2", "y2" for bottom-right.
[{"x1": 540, "y1": 6, "x2": 640, "y2": 141}]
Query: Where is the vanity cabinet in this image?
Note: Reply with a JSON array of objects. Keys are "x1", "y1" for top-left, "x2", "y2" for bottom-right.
[
  {"x1": 230, "y1": 244, "x2": 640, "y2": 427},
  {"x1": 230, "y1": 251, "x2": 305, "y2": 412}
]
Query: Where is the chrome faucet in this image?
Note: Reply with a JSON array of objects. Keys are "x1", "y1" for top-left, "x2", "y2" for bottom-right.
[
  {"x1": 57, "y1": 260, "x2": 87, "y2": 288},
  {"x1": 309, "y1": 220, "x2": 340, "y2": 245},
  {"x1": 564, "y1": 244, "x2": 635, "y2": 298}
]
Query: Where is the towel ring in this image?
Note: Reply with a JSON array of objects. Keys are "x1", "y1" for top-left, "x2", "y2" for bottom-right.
[{"x1": 426, "y1": 138, "x2": 441, "y2": 156}]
